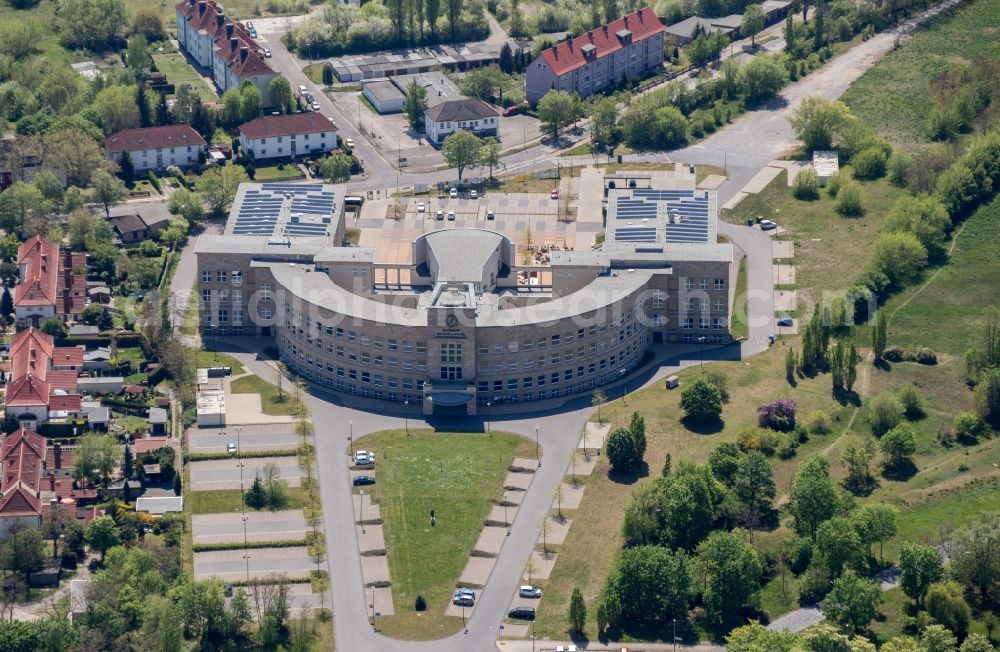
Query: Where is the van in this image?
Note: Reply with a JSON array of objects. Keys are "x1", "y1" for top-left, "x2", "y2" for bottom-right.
[{"x1": 507, "y1": 606, "x2": 535, "y2": 620}]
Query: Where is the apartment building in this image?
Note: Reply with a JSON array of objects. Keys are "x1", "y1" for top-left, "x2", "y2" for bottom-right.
[
  {"x1": 238, "y1": 114, "x2": 339, "y2": 161},
  {"x1": 14, "y1": 236, "x2": 86, "y2": 326},
  {"x1": 105, "y1": 125, "x2": 207, "y2": 172}
]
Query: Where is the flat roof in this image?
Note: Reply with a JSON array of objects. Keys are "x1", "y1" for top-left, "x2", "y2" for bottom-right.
[
  {"x1": 225, "y1": 182, "x2": 341, "y2": 240},
  {"x1": 363, "y1": 79, "x2": 406, "y2": 103},
  {"x1": 665, "y1": 16, "x2": 728, "y2": 39},
  {"x1": 813, "y1": 151, "x2": 839, "y2": 176},
  {"x1": 390, "y1": 71, "x2": 464, "y2": 105},
  {"x1": 422, "y1": 229, "x2": 507, "y2": 284}
]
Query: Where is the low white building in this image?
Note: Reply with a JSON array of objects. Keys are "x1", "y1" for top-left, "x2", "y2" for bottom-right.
[
  {"x1": 238, "y1": 113, "x2": 339, "y2": 161},
  {"x1": 362, "y1": 80, "x2": 406, "y2": 114},
  {"x1": 424, "y1": 99, "x2": 500, "y2": 146},
  {"x1": 105, "y1": 125, "x2": 207, "y2": 172}
]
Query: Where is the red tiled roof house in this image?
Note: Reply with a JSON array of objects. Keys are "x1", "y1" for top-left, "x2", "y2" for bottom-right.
[
  {"x1": 14, "y1": 236, "x2": 86, "y2": 326},
  {"x1": 0, "y1": 429, "x2": 47, "y2": 539},
  {"x1": 105, "y1": 125, "x2": 207, "y2": 172},
  {"x1": 175, "y1": 0, "x2": 277, "y2": 105},
  {"x1": 6, "y1": 328, "x2": 83, "y2": 429},
  {"x1": 524, "y1": 7, "x2": 665, "y2": 104},
  {"x1": 238, "y1": 113, "x2": 339, "y2": 161}
]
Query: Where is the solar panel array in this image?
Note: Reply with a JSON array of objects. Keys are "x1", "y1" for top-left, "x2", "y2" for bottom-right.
[
  {"x1": 231, "y1": 184, "x2": 337, "y2": 238},
  {"x1": 612, "y1": 189, "x2": 710, "y2": 244}
]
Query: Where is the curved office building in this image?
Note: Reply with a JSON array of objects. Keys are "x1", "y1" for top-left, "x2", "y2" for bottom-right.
[{"x1": 195, "y1": 182, "x2": 735, "y2": 415}]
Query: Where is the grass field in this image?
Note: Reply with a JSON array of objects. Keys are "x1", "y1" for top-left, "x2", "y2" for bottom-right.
[
  {"x1": 231, "y1": 374, "x2": 304, "y2": 415},
  {"x1": 840, "y1": 0, "x2": 1000, "y2": 145},
  {"x1": 152, "y1": 53, "x2": 218, "y2": 104},
  {"x1": 196, "y1": 350, "x2": 246, "y2": 375},
  {"x1": 253, "y1": 164, "x2": 305, "y2": 182},
  {"x1": 354, "y1": 429, "x2": 536, "y2": 640},
  {"x1": 189, "y1": 487, "x2": 307, "y2": 514}
]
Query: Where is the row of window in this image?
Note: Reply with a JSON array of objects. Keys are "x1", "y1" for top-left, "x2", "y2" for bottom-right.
[{"x1": 254, "y1": 132, "x2": 330, "y2": 144}]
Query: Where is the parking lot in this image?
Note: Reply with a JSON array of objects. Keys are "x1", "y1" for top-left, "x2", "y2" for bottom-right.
[
  {"x1": 193, "y1": 547, "x2": 315, "y2": 581},
  {"x1": 188, "y1": 457, "x2": 304, "y2": 491},
  {"x1": 192, "y1": 510, "x2": 310, "y2": 545},
  {"x1": 188, "y1": 424, "x2": 300, "y2": 454}
]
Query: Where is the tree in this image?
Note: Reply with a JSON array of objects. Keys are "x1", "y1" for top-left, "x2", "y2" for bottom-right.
[
  {"x1": 920, "y1": 624, "x2": 959, "y2": 652},
  {"x1": 43, "y1": 128, "x2": 114, "y2": 187},
  {"x1": 445, "y1": 0, "x2": 460, "y2": 40},
  {"x1": 899, "y1": 541, "x2": 943, "y2": 606},
  {"x1": 591, "y1": 389, "x2": 607, "y2": 424},
  {"x1": 239, "y1": 83, "x2": 262, "y2": 124},
  {"x1": 567, "y1": 587, "x2": 586, "y2": 633},
  {"x1": 680, "y1": 377, "x2": 724, "y2": 422},
  {"x1": 733, "y1": 451, "x2": 776, "y2": 539},
  {"x1": 836, "y1": 180, "x2": 865, "y2": 216},
  {"x1": 628, "y1": 411, "x2": 646, "y2": 459},
  {"x1": 4, "y1": 527, "x2": 45, "y2": 581},
  {"x1": 852, "y1": 503, "x2": 897, "y2": 563},
  {"x1": 822, "y1": 570, "x2": 882, "y2": 633},
  {"x1": 817, "y1": 517, "x2": 865, "y2": 576},
  {"x1": 784, "y1": 13, "x2": 796, "y2": 53},
  {"x1": 244, "y1": 475, "x2": 267, "y2": 510},
  {"x1": 925, "y1": 582, "x2": 971, "y2": 638},
  {"x1": 589, "y1": 96, "x2": 619, "y2": 155},
  {"x1": 867, "y1": 393, "x2": 902, "y2": 437},
  {"x1": 872, "y1": 311, "x2": 887, "y2": 359},
  {"x1": 478, "y1": 137, "x2": 501, "y2": 180},
  {"x1": 320, "y1": 153, "x2": 353, "y2": 184},
  {"x1": 697, "y1": 529, "x2": 764, "y2": 624},
  {"x1": 403, "y1": 78, "x2": 429, "y2": 130},
  {"x1": 883, "y1": 194, "x2": 951, "y2": 258},
  {"x1": 840, "y1": 436, "x2": 876, "y2": 494},
  {"x1": 167, "y1": 188, "x2": 204, "y2": 223},
  {"x1": 741, "y1": 4, "x2": 765, "y2": 46},
  {"x1": 958, "y1": 635, "x2": 995, "y2": 652},
  {"x1": 602, "y1": 0, "x2": 617, "y2": 22},
  {"x1": 790, "y1": 97, "x2": 853, "y2": 152},
  {"x1": 974, "y1": 368, "x2": 1000, "y2": 426},
  {"x1": 262, "y1": 463, "x2": 288, "y2": 510},
  {"x1": 58, "y1": 0, "x2": 128, "y2": 51},
  {"x1": 86, "y1": 515, "x2": 121, "y2": 561},
  {"x1": 441, "y1": 130, "x2": 482, "y2": 181},
  {"x1": 0, "y1": 286, "x2": 12, "y2": 318},
  {"x1": 198, "y1": 163, "x2": 248, "y2": 216},
  {"x1": 948, "y1": 512, "x2": 1000, "y2": 605},
  {"x1": 790, "y1": 455, "x2": 836, "y2": 539},
  {"x1": 132, "y1": 9, "x2": 166, "y2": 40},
  {"x1": 793, "y1": 169, "x2": 820, "y2": 199},
  {"x1": 537, "y1": 90, "x2": 578, "y2": 142},
  {"x1": 40, "y1": 316, "x2": 67, "y2": 338},
  {"x1": 871, "y1": 231, "x2": 928, "y2": 289},
  {"x1": 268, "y1": 76, "x2": 294, "y2": 114},
  {"x1": 32, "y1": 170, "x2": 64, "y2": 205},
  {"x1": 879, "y1": 424, "x2": 916, "y2": 470},
  {"x1": 0, "y1": 181, "x2": 49, "y2": 232},
  {"x1": 605, "y1": 427, "x2": 638, "y2": 472},
  {"x1": 93, "y1": 85, "x2": 141, "y2": 135},
  {"x1": 126, "y1": 35, "x2": 152, "y2": 74},
  {"x1": 425, "y1": 0, "x2": 441, "y2": 37},
  {"x1": 122, "y1": 444, "x2": 134, "y2": 480},
  {"x1": 118, "y1": 151, "x2": 135, "y2": 187},
  {"x1": 727, "y1": 622, "x2": 801, "y2": 652},
  {"x1": 708, "y1": 442, "x2": 742, "y2": 486},
  {"x1": 737, "y1": 54, "x2": 788, "y2": 104},
  {"x1": 897, "y1": 385, "x2": 924, "y2": 419},
  {"x1": 596, "y1": 545, "x2": 691, "y2": 630},
  {"x1": 91, "y1": 170, "x2": 127, "y2": 216}
]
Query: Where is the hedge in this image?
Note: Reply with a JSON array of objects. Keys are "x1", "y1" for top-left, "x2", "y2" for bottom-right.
[
  {"x1": 192, "y1": 539, "x2": 307, "y2": 553},
  {"x1": 183, "y1": 449, "x2": 298, "y2": 462},
  {"x1": 147, "y1": 171, "x2": 162, "y2": 192}
]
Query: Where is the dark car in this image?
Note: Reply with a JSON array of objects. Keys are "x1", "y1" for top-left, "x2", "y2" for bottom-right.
[
  {"x1": 777, "y1": 317, "x2": 794, "y2": 327},
  {"x1": 352, "y1": 475, "x2": 376, "y2": 486},
  {"x1": 501, "y1": 106, "x2": 519, "y2": 117},
  {"x1": 508, "y1": 606, "x2": 536, "y2": 621}
]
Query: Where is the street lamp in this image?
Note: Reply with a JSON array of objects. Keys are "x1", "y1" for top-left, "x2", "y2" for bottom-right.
[
  {"x1": 485, "y1": 401, "x2": 491, "y2": 435},
  {"x1": 673, "y1": 617, "x2": 678, "y2": 652},
  {"x1": 698, "y1": 336, "x2": 707, "y2": 370},
  {"x1": 620, "y1": 367, "x2": 627, "y2": 405},
  {"x1": 403, "y1": 400, "x2": 409, "y2": 435},
  {"x1": 349, "y1": 420, "x2": 354, "y2": 455},
  {"x1": 504, "y1": 491, "x2": 509, "y2": 535},
  {"x1": 535, "y1": 426, "x2": 540, "y2": 467}
]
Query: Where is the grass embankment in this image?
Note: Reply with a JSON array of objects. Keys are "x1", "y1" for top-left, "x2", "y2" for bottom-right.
[
  {"x1": 354, "y1": 429, "x2": 536, "y2": 640},
  {"x1": 190, "y1": 486, "x2": 308, "y2": 514},
  {"x1": 230, "y1": 374, "x2": 304, "y2": 415},
  {"x1": 152, "y1": 53, "x2": 217, "y2": 103}
]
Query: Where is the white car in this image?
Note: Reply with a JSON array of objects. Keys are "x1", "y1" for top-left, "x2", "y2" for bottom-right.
[
  {"x1": 470, "y1": 189, "x2": 478, "y2": 199},
  {"x1": 449, "y1": 187, "x2": 459, "y2": 198},
  {"x1": 447, "y1": 210, "x2": 456, "y2": 220},
  {"x1": 354, "y1": 450, "x2": 376, "y2": 463},
  {"x1": 416, "y1": 201, "x2": 426, "y2": 212},
  {"x1": 298, "y1": 85, "x2": 308, "y2": 95},
  {"x1": 311, "y1": 102, "x2": 321, "y2": 112},
  {"x1": 435, "y1": 210, "x2": 444, "y2": 220},
  {"x1": 227, "y1": 442, "x2": 237, "y2": 454},
  {"x1": 263, "y1": 48, "x2": 272, "y2": 57},
  {"x1": 760, "y1": 219, "x2": 777, "y2": 230},
  {"x1": 519, "y1": 585, "x2": 542, "y2": 598}
]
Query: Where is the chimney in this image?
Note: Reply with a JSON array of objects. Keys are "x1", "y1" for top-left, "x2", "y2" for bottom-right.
[
  {"x1": 198, "y1": 0, "x2": 206, "y2": 15},
  {"x1": 54, "y1": 443, "x2": 61, "y2": 469},
  {"x1": 226, "y1": 22, "x2": 234, "y2": 37},
  {"x1": 230, "y1": 36, "x2": 238, "y2": 50},
  {"x1": 240, "y1": 45, "x2": 248, "y2": 61}
]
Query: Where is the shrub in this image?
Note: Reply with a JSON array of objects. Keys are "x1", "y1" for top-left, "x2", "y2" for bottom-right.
[
  {"x1": 793, "y1": 169, "x2": 820, "y2": 200},
  {"x1": 795, "y1": 425, "x2": 810, "y2": 444},
  {"x1": 898, "y1": 385, "x2": 925, "y2": 419},
  {"x1": 826, "y1": 170, "x2": 844, "y2": 197},
  {"x1": 758, "y1": 398, "x2": 797, "y2": 431},
  {"x1": 836, "y1": 180, "x2": 864, "y2": 216},
  {"x1": 680, "y1": 377, "x2": 724, "y2": 422},
  {"x1": 887, "y1": 152, "x2": 911, "y2": 186},
  {"x1": 799, "y1": 556, "x2": 832, "y2": 602},
  {"x1": 146, "y1": 170, "x2": 161, "y2": 192},
  {"x1": 737, "y1": 427, "x2": 780, "y2": 456},
  {"x1": 415, "y1": 595, "x2": 427, "y2": 611},
  {"x1": 606, "y1": 427, "x2": 639, "y2": 472},
  {"x1": 805, "y1": 409, "x2": 832, "y2": 434},
  {"x1": 912, "y1": 347, "x2": 937, "y2": 365},
  {"x1": 952, "y1": 412, "x2": 981, "y2": 441},
  {"x1": 867, "y1": 393, "x2": 903, "y2": 437},
  {"x1": 852, "y1": 146, "x2": 888, "y2": 180},
  {"x1": 883, "y1": 346, "x2": 906, "y2": 362},
  {"x1": 704, "y1": 370, "x2": 730, "y2": 403},
  {"x1": 777, "y1": 434, "x2": 799, "y2": 459},
  {"x1": 783, "y1": 537, "x2": 814, "y2": 575}
]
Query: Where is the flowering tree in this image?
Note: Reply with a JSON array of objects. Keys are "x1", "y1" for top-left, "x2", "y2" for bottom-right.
[{"x1": 758, "y1": 398, "x2": 797, "y2": 432}]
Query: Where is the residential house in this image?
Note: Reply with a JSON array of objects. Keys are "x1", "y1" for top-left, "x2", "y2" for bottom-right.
[
  {"x1": 82, "y1": 347, "x2": 112, "y2": 372},
  {"x1": 14, "y1": 236, "x2": 86, "y2": 326},
  {"x1": 148, "y1": 407, "x2": 169, "y2": 435},
  {"x1": 238, "y1": 113, "x2": 339, "y2": 161},
  {"x1": 105, "y1": 125, "x2": 207, "y2": 173},
  {"x1": 524, "y1": 7, "x2": 665, "y2": 104},
  {"x1": 107, "y1": 214, "x2": 149, "y2": 244},
  {"x1": 175, "y1": 0, "x2": 277, "y2": 103},
  {"x1": 424, "y1": 99, "x2": 500, "y2": 145},
  {"x1": 5, "y1": 328, "x2": 83, "y2": 429},
  {"x1": 0, "y1": 428, "x2": 46, "y2": 540}
]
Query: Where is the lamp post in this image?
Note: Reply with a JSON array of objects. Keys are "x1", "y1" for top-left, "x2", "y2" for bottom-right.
[
  {"x1": 535, "y1": 426, "x2": 540, "y2": 467},
  {"x1": 504, "y1": 491, "x2": 509, "y2": 535},
  {"x1": 485, "y1": 401, "x2": 491, "y2": 435},
  {"x1": 349, "y1": 420, "x2": 354, "y2": 455},
  {"x1": 620, "y1": 367, "x2": 627, "y2": 405},
  {"x1": 698, "y1": 336, "x2": 707, "y2": 370},
  {"x1": 359, "y1": 490, "x2": 365, "y2": 534},
  {"x1": 403, "y1": 400, "x2": 409, "y2": 435}
]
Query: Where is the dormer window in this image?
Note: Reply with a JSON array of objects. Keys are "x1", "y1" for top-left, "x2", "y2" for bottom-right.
[
  {"x1": 616, "y1": 29, "x2": 632, "y2": 43},
  {"x1": 581, "y1": 43, "x2": 597, "y2": 59}
]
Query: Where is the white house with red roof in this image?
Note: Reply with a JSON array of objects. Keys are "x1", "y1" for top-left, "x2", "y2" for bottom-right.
[
  {"x1": 175, "y1": 0, "x2": 278, "y2": 104},
  {"x1": 5, "y1": 328, "x2": 84, "y2": 430},
  {"x1": 238, "y1": 113, "x2": 339, "y2": 160},
  {"x1": 14, "y1": 236, "x2": 86, "y2": 327},
  {"x1": 105, "y1": 124, "x2": 208, "y2": 172},
  {"x1": 524, "y1": 7, "x2": 665, "y2": 104},
  {"x1": 0, "y1": 428, "x2": 47, "y2": 539}
]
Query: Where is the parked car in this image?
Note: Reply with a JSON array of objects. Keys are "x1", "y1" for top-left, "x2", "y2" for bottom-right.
[
  {"x1": 550, "y1": 189, "x2": 559, "y2": 199},
  {"x1": 310, "y1": 102, "x2": 320, "y2": 112},
  {"x1": 508, "y1": 606, "x2": 536, "y2": 620},
  {"x1": 469, "y1": 189, "x2": 478, "y2": 199},
  {"x1": 447, "y1": 210, "x2": 456, "y2": 220},
  {"x1": 343, "y1": 137, "x2": 355, "y2": 150},
  {"x1": 227, "y1": 442, "x2": 237, "y2": 454},
  {"x1": 262, "y1": 48, "x2": 272, "y2": 57},
  {"x1": 435, "y1": 210, "x2": 444, "y2": 220},
  {"x1": 486, "y1": 210, "x2": 495, "y2": 220},
  {"x1": 298, "y1": 85, "x2": 307, "y2": 95},
  {"x1": 452, "y1": 589, "x2": 475, "y2": 606},
  {"x1": 519, "y1": 585, "x2": 542, "y2": 599},
  {"x1": 777, "y1": 317, "x2": 794, "y2": 327},
  {"x1": 305, "y1": 93, "x2": 315, "y2": 103},
  {"x1": 249, "y1": 28, "x2": 257, "y2": 38},
  {"x1": 449, "y1": 187, "x2": 459, "y2": 198},
  {"x1": 416, "y1": 201, "x2": 426, "y2": 212},
  {"x1": 353, "y1": 475, "x2": 376, "y2": 486},
  {"x1": 760, "y1": 219, "x2": 777, "y2": 230},
  {"x1": 501, "y1": 106, "x2": 519, "y2": 117}
]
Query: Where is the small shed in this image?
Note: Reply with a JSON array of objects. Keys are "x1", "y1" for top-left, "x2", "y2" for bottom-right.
[
  {"x1": 78, "y1": 376, "x2": 124, "y2": 395},
  {"x1": 82, "y1": 403, "x2": 110, "y2": 431},
  {"x1": 812, "y1": 151, "x2": 839, "y2": 186},
  {"x1": 88, "y1": 287, "x2": 111, "y2": 304},
  {"x1": 135, "y1": 496, "x2": 183, "y2": 515},
  {"x1": 142, "y1": 463, "x2": 162, "y2": 480},
  {"x1": 69, "y1": 579, "x2": 92, "y2": 622},
  {"x1": 665, "y1": 375, "x2": 680, "y2": 389},
  {"x1": 69, "y1": 324, "x2": 100, "y2": 337},
  {"x1": 362, "y1": 80, "x2": 407, "y2": 114},
  {"x1": 148, "y1": 407, "x2": 168, "y2": 435}
]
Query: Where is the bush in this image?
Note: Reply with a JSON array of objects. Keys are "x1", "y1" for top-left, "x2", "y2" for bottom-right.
[
  {"x1": 836, "y1": 180, "x2": 864, "y2": 216},
  {"x1": 680, "y1": 377, "x2": 724, "y2": 422},
  {"x1": 704, "y1": 370, "x2": 730, "y2": 403},
  {"x1": 805, "y1": 410, "x2": 832, "y2": 435},
  {"x1": 898, "y1": 385, "x2": 925, "y2": 419},
  {"x1": 795, "y1": 425, "x2": 810, "y2": 444},
  {"x1": 867, "y1": 393, "x2": 903, "y2": 437},
  {"x1": 826, "y1": 170, "x2": 844, "y2": 197},
  {"x1": 952, "y1": 412, "x2": 981, "y2": 441},
  {"x1": 758, "y1": 398, "x2": 797, "y2": 431},
  {"x1": 912, "y1": 347, "x2": 937, "y2": 365},
  {"x1": 883, "y1": 346, "x2": 905, "y2": 362},
  {"x1": 852, "y1": 146, "x2": 888, "y2": 180},
  {"x1": 777, "y1": 433, "x2": 799, "y2": 459},
  {"x1": 146, "y1": 170, "x2": 161, "y2": 192},
  {"x1": 887, "y1": 152, "x2": 911, "y2": 186},
  {"x1": 783, "y1": 537, "x2": 814, "y2": 575},
  {"x1": 793, "y1": 169, "x2": 820, "y2": 200},
  {"x1": 415, "y1": 595, "x2": 427, "y2": 611},
  {"x1": 799, "y1": 557, "x2": 832, "y2": 602},
  {"x1": 737, "y1": 426, "x2": 780, "y2": 456}
]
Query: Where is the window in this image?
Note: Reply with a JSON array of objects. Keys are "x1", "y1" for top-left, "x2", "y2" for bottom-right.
[
  {"x1": 715, "y1": 278, "x2": 726, "y2": 290},
  {"x1": 713, "y1": 298, "x2": 726, "y2": 312},
  {"x1": 348, "y1": 331, "x2": 357, "y2": 343},
  {"x1": 202, "y1": 289, "x2": 211, "y2": 304},
  {"x1": 232, "y1": 270, "x2": 242, "y2": 284},
  {"x1": 217, "y1": 270, "x2": 227, "y2": 283},
  {"x1": 336, "y1": 328, "x2": 344, "y2": 339},
  {"x1": 201, "y1": 270, "x2": 212, "y2": 283},
  {"x1": 218, "y1": 309, "x2": 228, "y2": 323},
  {"x1": 684, "y1": 278, "x2": 694, "y2": 291},
  {"x1": 416, "y1": 342, "x2": 427, "y2": 354},
  {"x1": 478, "y1": 343, "x2": 489, "y2": 355},
  {"x1": 260, "y1": 307, "x2": 271, "y2": 320},
  {"x1": 260, "y1": 283, "x2": 271, "y2": 301},
  {"x1": 700, "y1": 278, "x2": 709, "y2": 290},
  {"x1": 700, "y1": 318, "x2": 710, "y2": 329},
  {"x1": 508, "y1": 379, "x2": 518, "y2": 391},
  {"x1": 651, "y1": 292, "x2": 666, "y2": 309},
  {"x1": 683, "y1": 317, "x2": 694, "y2": 329},
  {"x1": 713, "y1": 318, "x2": 725, "y2": 330},
  {"x1": 493, "y1": 343, "x2": 504, "y2": 354},
  {"x1": 551, "y1": 334, "x2": 560, "y2": 346},
  {"x1": 440, "y1": 343, "x2": 463, "y2": 381}
]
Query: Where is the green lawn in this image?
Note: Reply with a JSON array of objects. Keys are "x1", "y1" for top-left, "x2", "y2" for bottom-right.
[
  {"x1": 196, "y1": 350, "x2": 246, "y2": 375},
  {"x1": 190, "y1": 487, "x2": 306, "y2": 514},
  {"x1": 152, "y1": 53, "x2": 218, "y2": 104},
  {"x1": 355, "y1": 429, "x2": 536, "y2": 640},
  {"x1": 230, "y1": 374, "x2": 303, "y2": 415},
  {"x1": 252, "y1": 164, "x2": 304, "y2": 182},
  {"x1": 731, "y1": 256, "x2": 748, "y2": 340}
]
